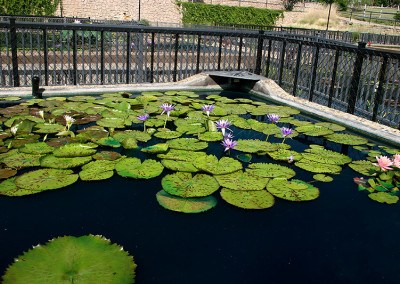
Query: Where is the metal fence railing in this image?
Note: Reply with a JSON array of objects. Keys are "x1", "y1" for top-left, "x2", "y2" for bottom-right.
[{"x1": 0, "y1": 19, "x2": 400, "y2": 128}]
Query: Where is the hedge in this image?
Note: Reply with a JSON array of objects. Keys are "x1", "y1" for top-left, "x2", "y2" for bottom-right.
[
  {"x1": 176, "y1": 1, "x2": 283, "y2": 26},
  {"x1": 0, "y1": 0, "x2": 60, "y2": 16}
]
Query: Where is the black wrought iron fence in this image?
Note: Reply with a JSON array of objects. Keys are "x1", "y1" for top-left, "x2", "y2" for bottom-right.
[{"x1": 0, "y1": 19, "x2": 400, "y2": 128}]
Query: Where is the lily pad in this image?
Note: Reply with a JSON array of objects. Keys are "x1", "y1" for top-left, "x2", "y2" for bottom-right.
[
  {"x1": 40, "y1": 155, "x2": 92, "y2": 169},
  {"x1": 92, "y1": 151, "x2": 122, "y2": 161},
  {"x1": 79, "y1": 160, "x2": 116, "y2": 181},
  {"x1": 14, "y1": 168, "x2": 78, "y2": 191},
  {"x1": 0, "y1": 177, "x2": 36, "y2": 196},
  {"x1": 246, "y1": 163, "x2": 296, "y2": 179},
  {"x1": 235, "y1": 139, "x2": 279, "y2": 153},
  {"x1": 325, "y1": 133, "x2": 368, "y2": 146},
  {"x1": 0, "y1": 168, "x2": 17, "y2": 179},
  {"x1": 113, "y1": 130, "x2": 151, "y2": 143},
  {"x1": 2, "y1": 152, "x2": 42, "y2": 168},
  {"x1": 236, "y1": 153, "x2": 252, "y2": 163},
  {"x1": 161, "y1": 159, "x2": 199, "y2": 172},
  {"x1": 18, "y1": 142, "x2": 55, "y2": 155},
  {"x1": 95, "y1": 137, "x2": 121, "y2": 148},
  {"x1": 214, "y1": 170, "x2": 269, "y2": 191},
  {"x1": 96, "y1": 117, "x2": 127, "y2": 128},
  {"x1": 315, "y1": 122, "x2": 346, "y2": 132},
  {"x1": 2, "y1": 235, "x2": 136, "y2": 283},
  {"x1": 162, "y1": 172, "x2": 219, "y2": 197},
  {"x1": 295, "y1": 125, "x2": 334, "y2": 137},
  {"x1": 303, "y1": 148, "x2": 352, "y2": 165},
  {"x1": 141, "y1": 143, "x2": 169, "y2": 154},
  {"x1": 167, "y1": 138, "x2": 208, "y2": 151},
  {"x1": 268, "y1": 150, "x2": 302, "y2": 161},
  {"x1": 121, "y1": 138, "x2": 139, "y2": 150},
  {"x1": 157, "y1": 149, "x2": 207, "y2": 161},
  {"x1": 194, "y1": 155, "x2": 242, "y2": 175},
  {"x1": 295, "y1": 159, "x2": 342, "y2": 174},
  {"x1": 156, "y1": 190, "x2": 217, "y2": 213},
  {"x1": 368, "y1": 192, "x2": 399, "y2": 204},
  {"x1": 220, "y1": 188, "x2": 275, "y2": 209},
  {"x1": 33, "y1": 123, "x2": 65, "y2": 134},
  {"x1": 267, "y1": 179, "x2": 319, "y2": 201},
  {"x1": 313, "y1": 174, "x2": 333, "y2": 182},
  {"x1": 53, "y1": 143, "x2": 97, "y2": 157},
  {"x1": 153, "y1": 131, "x2": 182, "y2": 140},
  {"x1": 348, "y1": 160, "x2": 380, "y2": 176},
  {"x1": 115, "y1": 158, "x2": 164, "y2": 179}
]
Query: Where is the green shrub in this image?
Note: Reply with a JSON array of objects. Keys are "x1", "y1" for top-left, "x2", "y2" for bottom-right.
[
  {"x1": 176, "y1": 1, "x2": 283, "y2": 26},
  {"x1": 351, "y1": 32, "x2": 360, "y2": 43},
  {"x1": 395, "y1": 13, "x2": 400, "y2": 22},
  {"x1": 284, "y1": 0, "x2": 299, "y2": 11},
  {"x1": 0, "y1": 0, "x2": 60, "y2": 16}
]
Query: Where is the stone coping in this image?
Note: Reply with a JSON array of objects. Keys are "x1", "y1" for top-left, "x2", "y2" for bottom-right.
[{"x1": 0, "y1": 72, "x2": 399, "y2": 147}]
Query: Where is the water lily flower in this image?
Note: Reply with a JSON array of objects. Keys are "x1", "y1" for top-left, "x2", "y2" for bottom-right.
[
  {"x1": 267, "y1": 113, "x2": 280, "y2": 123},
  {"x1": 215, "y1": 119, "x2": 232, "y2": 137},
  {"x1": 224, "y1": 132, "x2": 234, "y2": 139},
  {"x1": 160, "y1": 103, "x2": 175, "y2": 117},
  {"x1": 201, "y1": 104, "x2": 215, "y2": 117},
  {"x1": 137, "y1": 114, "x2": 149, "y2": 131},
  {"x1": 288, "y1": 155, "x2": 294, "y2": 163},
  {"x1": 392, "y1": 154, "x2": 400, "y2": 168},
  {"x1": 10, "y1": 125, "x2": 18, "y2": 136},
  {"x1": 221, "y1": 138, "x2": 238, "y2": 152},
  {"x1": 280, "y1": 127, "x2": 294, "y2": 144},
  {"x1": 74, "y1": 19, "x2": 81, "y2": 24},
  {"x1": 373, "y1": 155, "x2": 393, "y2": 171},
  {"x1": 39, "y1": 110, "x2": 45, "y2": 120},
  {"x1": 64, "y1": 115, "x2": 75, "y2": 130}
]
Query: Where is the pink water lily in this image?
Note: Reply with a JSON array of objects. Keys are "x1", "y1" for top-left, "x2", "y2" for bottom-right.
[
  {"x1": 221, "y1": 138, "x2": 238, "y2": 152},
  {"x1": 392, "y1": 154, "x2": 400, "y2": 168},
  {"x1": 201, "y1": 104, "x2": 215, "y2": 117},
  {"x1": 373, "y1": 156, "x2": 393, "y2": 171},
  {"x1": 215, "y1": 119, "x2": 232, "y2": 136}
]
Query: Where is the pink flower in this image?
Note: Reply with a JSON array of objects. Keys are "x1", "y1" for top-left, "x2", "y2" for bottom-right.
[
  {"x1": 373, "y1": 156, "x2": 393, "y2": 171},
  {"x1": 392, "y1": 154, "x2": 400, "y2": 168}
]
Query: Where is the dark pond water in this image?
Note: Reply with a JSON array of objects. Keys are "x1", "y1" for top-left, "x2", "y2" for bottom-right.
[{"x1": 0, "y1": 91, "x2": 399, "y2": 284}]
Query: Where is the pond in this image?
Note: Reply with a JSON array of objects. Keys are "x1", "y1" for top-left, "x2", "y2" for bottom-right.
[{"x1": 0, "y1": 90, "x2": 399, "y2": 283}]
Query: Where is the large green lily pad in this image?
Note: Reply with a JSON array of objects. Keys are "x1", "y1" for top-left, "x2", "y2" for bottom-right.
[
  {"x1": 161, "y1": 159, "x2": 199, "y2": 172},
  {"x1": 162, "y1": 172, "x2": 219, "y2": 197},
  {"x1": 156, "y1": 190, "x2": 217, "y2": 213},
  {"x1": 295, "y1": 159, "x2": 342, "y2": 174},
  {"x1": 53, "y1": 143, "x2": 97, "y2": 157},
  {"x1": 295, "y1": 125, "x2": 334, "y2": 137},
  {"x1": 235, "y1": 139, "x2": 279, "y2": 153},
  {"x1": 368, "y1": 192, "x2": 399, "y2": 204},
  {"x1": 348, "y1": 160, "x2": 379, "y2": 176},
  {"x1": 313, "y1": 174, "x2": 333, "y2": 182},
  {"x1": 14, "y1": 169, "x2": 78, "y2": 191},
  {"x1": 40, "y1": 155, "x2": 92, "y2": 169},
  {"x1": 246, "y1": 163, "x2": 296, "y2": 179},
  {"x1": 268, "y1": 150, "x2": 302, "y2": 161},
  {"x1": 214, "y1": 170, "x2": 269, "y2": 191},
  {"x1": 2, "y1": 235, "x2": 136, "y2": 283},
  {"x1": 33, "y1": 123, "x2": 65, "y2": 134},
  {"x1": 141, "y1": 143, "x2": 169, "y2": 154},
  {"x1": 113, "y1": 130, "x2": 151, "y2": 143},
  {"x1": 153, "y1": 131, "x2": 182, "y2": 140},
  {"x1": 325, "y1": 133, "x2": 368, "y2": 145},
  {"x1": 315, "y1": 122, "x2": 346, "y2": 132},
  {"x1": 267, "y1": 179, "x2": 320, "y2": 201},
  {"x1": 194, "y1": 155, "x2": 242, "y2": 175},
  {"x1": 198, "y1": 132, "x2": 224, "y2": 142},
  {"x1": 167, "y1": 138, "x2": 208, "y2": 151},
  {"x1": 220, "y1": 188, "x2": 275, "y2": 209},
  {"x1": 18, "y1": 142, "x2": 55, "y2": 155},
  {"x1": 115, "y1": 158, "x2": 164, "y2": 179},
  {"x1": 157, "y1": 149, "x2": 207, "y2": 161},
  {"x1": 2, "y1": 152, "x2": 42, "y2": 168},
  {"x1": 304, "y1": 148, "x2": 352, "y2": 165},
  {"x1": 92, "y1": 151, "x2": 122, "y2": 161},
  {"x1": 79, "y1": 160, "x2": 116, "y2": 181},
  {"x1": 0, "y1": 177, "x2": 36, "y2": 196}
]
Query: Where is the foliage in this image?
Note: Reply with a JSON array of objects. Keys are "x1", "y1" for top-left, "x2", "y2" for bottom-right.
[
  {"x1": 0, "y1": 0, "x2": 60, "y2": 16},
  {"x1": 176, "y1": 1, "x2": 283, "y2": 26},
  {"x1": 284, "y1": 0, "x2": 300, "y2": 11}
]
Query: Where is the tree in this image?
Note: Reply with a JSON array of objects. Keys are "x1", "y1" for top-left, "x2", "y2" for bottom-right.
[
  {"x1": 318, "y1": 0, "x2": 348, "y2": 31},
  {"x1": 0, "y1": 0, "x2": 60, "y2": 16}
]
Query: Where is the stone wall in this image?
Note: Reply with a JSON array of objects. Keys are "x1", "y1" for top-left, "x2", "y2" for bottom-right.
[{"x1": 56, "y1": 0, "x2": 304, "y2": 23}]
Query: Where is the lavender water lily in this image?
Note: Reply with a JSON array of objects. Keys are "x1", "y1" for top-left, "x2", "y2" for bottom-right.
[
  {"x1": 215, "y1": 119, "x2": 232, "y2": 137},
  {"x1": 280, "y1": 127, "x2": 294, "y2": 144},
  {"x1": 137, "y1": 114, "x2": 149, "y2": 132},
  {"x1": 160, "y1": 103, "x2": 175, "y2": 128},
  {"x1": 266, "y1": 113, "x2": 280, "y2": 142}
]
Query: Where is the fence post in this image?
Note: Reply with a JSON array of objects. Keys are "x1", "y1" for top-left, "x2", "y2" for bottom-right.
[
  {"x1": 217, "y1": 35, "x2": 223, "y2": 71},
  {"x1": 100, "y1": 30, "x2": 104, "y2": 85},
  {"x1": 255, "y1": 30, "x2": 264, "y2": 75},
  {"x1": 72, "y1": 29, "x2": 78, "y2": 85},
  {"x1": 237, "y1": 36, "x2": 243, "y2": 71},
  {"x1": 126, "y1": 32, "x2": 131, "y2": 84},
  {"x1": 150, "y1": 32, "x2": 155, "y2": 83},
  {"x1": 9, "y1": 18, "x2": 20, "y2": 87},
  {"x1": 292, "y1": 43, "x2": 302, "y2": 97},
  {"x1": 278, "y1": 40, "x2": 286, "y2": 86},
  {"x1": 264, "y1": 39, "x2": 272, "y2": 78},
  {"x1": 347, "y1": 42, "x2": 366, "y2": 114},
  {"x1": 42, "y1": 28, "x2": 49, "y2": 86},
  {"x1": 308, "y1": 44, "x2": 320, "y2": 102},
  {"x1": 372, "y1": 56, "x2": 388, "y2": 122},
  {"x1": 328, "y1": 49, "x2": 340, "y2": 107},
  {"x1": 196, "y1": 35, "x2": 201, "y2": 74},
  {"x1": 173, "y1": 34, "x2": 179, "y2": 82}
]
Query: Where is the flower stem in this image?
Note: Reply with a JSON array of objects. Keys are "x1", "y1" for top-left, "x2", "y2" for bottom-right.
[{"x1": 163, "y1": 117, "x2": 167, "y2": 129}]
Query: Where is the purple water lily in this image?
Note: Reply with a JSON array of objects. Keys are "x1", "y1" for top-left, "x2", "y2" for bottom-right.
[
  {"x1": 221, "y1": 138, "x2": 238, "y2": 152},
  {"x1": 224, "y1": 132, "x2": 234, "y2": 139},
  {"x1": 267, "y1": 113, "x2": 280, "y2": 123},
  {"x1": 280, "y1": 127, "x2": 294, "y2": 144},
  {"x1": 288, "y1": 155, "x2": 294, "y2": 163},
  {"x1": 201, "y1": 104, "x2": 215, "y2": 117},
  {"x1": 161, "y1": 103, "x2": 174, "y2": 128},
  {"x1": 137, "y1": 114, "x2": 149, "y2": 131},
  {"x1": 215, "y1": 119, "x2": 232, "y2": 136}
]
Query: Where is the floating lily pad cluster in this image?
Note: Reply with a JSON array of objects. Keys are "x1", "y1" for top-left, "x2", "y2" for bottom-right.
[{"x1": 0, "y1": 91, "x2": 397, "y2": 209}]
